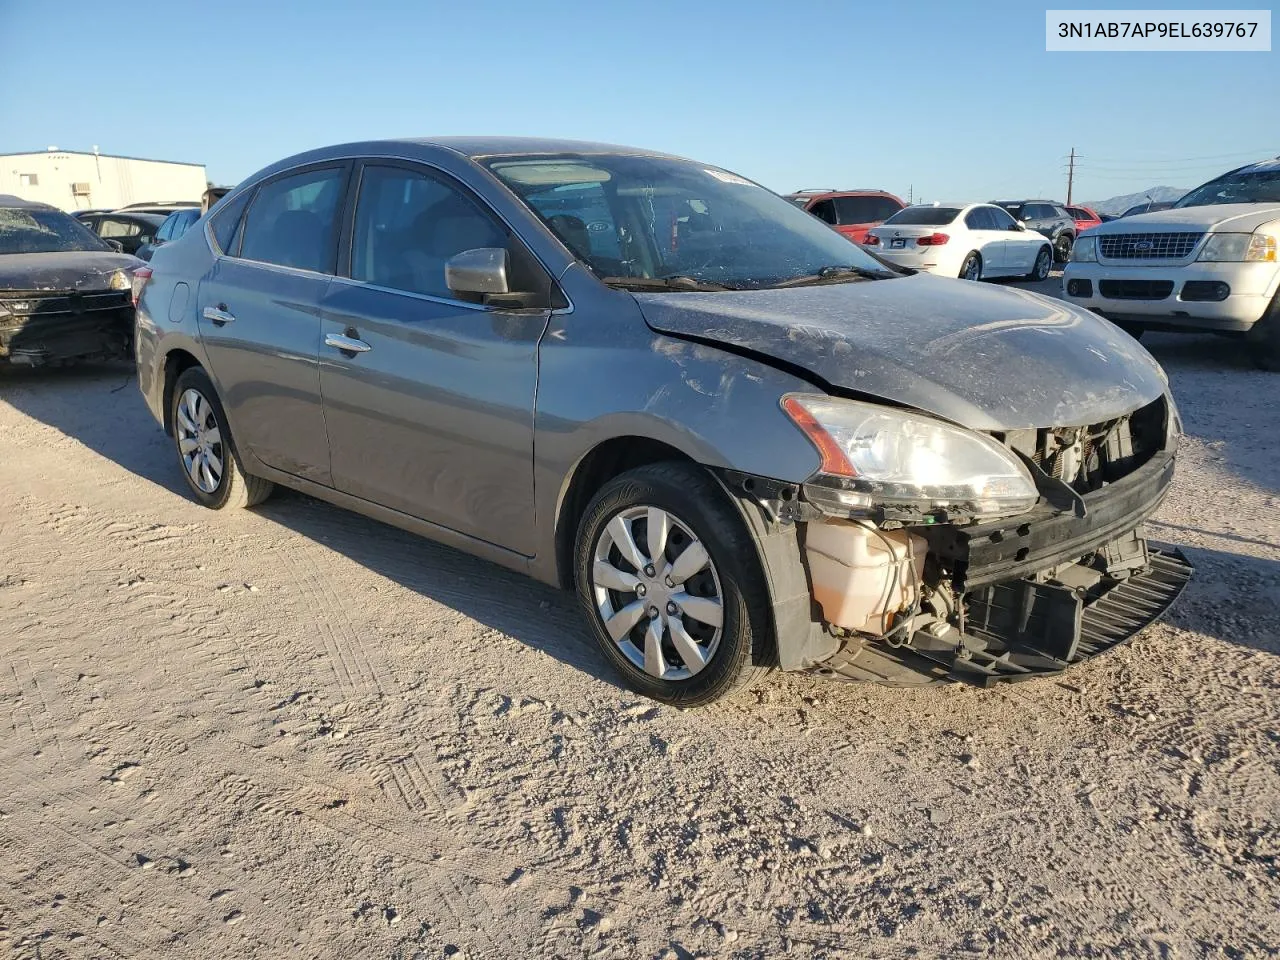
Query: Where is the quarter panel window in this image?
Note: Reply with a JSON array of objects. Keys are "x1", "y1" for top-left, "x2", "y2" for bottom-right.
[
  {"x1": 210, "y1": 189, "x2": 253, "y2": 254},
  {"x1": 350, "y1": 165, "x2": 507, "y2": 299},
  {"x1": 239, "y1": 167, "x2": 346, "y2": 273},
  {"x1": 807, "y1": 199, "x2": 837, "y2": 224}
]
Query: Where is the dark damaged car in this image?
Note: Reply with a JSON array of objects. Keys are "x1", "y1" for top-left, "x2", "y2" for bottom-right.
[
  {"x1": 0, "y1": 195, "x2": 143, "y2": 367},
  {"x1": 134, "y1": 138, "x2": 1192, "y2": 706}
]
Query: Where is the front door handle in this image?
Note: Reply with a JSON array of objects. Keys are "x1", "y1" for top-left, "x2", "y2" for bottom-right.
[
  {"x1": 202, "y1": 305, "x2": 235, "y2": 326},
  {"x1": 324, "y1": 332, "x2": 372, "y2": 354}
]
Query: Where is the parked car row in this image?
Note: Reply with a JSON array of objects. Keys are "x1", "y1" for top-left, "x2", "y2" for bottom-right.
[
  {"x1": 123, "y1": 137, "x2": 1196, "y2": 707},
  {"x1": 73, "y1": 202, "x2": 201, "y2": 260}
]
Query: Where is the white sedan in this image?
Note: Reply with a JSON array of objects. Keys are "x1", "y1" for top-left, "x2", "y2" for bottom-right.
[{"x1": 865, "y1": 203, "x2": 1053, "y2": 281}]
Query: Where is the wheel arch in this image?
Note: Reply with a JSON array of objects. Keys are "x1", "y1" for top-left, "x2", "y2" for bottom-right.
[
  {"x1": 161, "y1": 348, "x2": 204, "y2": 436},
  {"x1": 552, "y1": 435, "x2": 700, "y2": 590}
]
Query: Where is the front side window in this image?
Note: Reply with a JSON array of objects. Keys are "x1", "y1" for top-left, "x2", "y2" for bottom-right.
[
  {"x1": 1176, "y1": 166, "x2": 1280, "y2": 208},
  {"x1": 0, "y1": 207, "x2": 110, "y2": 254},
  {"x1": 239, "y1": 167, "x2": 346, "y2": 273},
  {"x1": 486, "y1": 154, "x2": 894, "y2": 289},
  {"x1": 350, "y1": 165, "x2": 508, "y2": 299},
  {"x1": 834, "y1": 195, "x2": 902, "y2": 225}
]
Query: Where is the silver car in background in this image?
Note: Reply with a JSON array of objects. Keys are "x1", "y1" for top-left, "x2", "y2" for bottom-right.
[{"x1": 135, "y1": 138, "x2": 1192, "y2": 706}]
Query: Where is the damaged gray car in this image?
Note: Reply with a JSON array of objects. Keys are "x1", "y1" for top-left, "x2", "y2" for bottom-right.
[
  {"x1": 0, "y1": 195, "x2": 143, "y2": 367},
  {"x1": 134, "y1": 138, "x2": 1192, "y2": 706}
]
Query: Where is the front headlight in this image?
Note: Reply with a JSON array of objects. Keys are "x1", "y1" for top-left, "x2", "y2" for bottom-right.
[
  {"x1": 108, "y1": 269, "x2": 131, "y2": 291},
  {"x1": 782, "y1": 395, "x2": 1039, "y2": 519},
  {"x1": 1070, "y1": 235, "x2": 1097, "y2": 262},
  {"x1": 1198, "y1": 232, "x2": 1278, "y2": 263}
]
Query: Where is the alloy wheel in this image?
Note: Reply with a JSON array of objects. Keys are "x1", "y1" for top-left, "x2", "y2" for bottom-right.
[
  {"x1": 175, "y1": 388, "x2": 224, "y2": 493},
  {"x1": 1035, "y1": 248, "x2": 1051, "y2": 279},
  {"x1": 963, "y1": 255, "x2": 981, "y2": 281},
  {"x1": 591, "y1": 505, "x2": 724, "y2": 681}
]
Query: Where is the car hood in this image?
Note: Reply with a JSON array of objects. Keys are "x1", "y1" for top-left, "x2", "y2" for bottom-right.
[
  {"x1": 0, "y1": 251, "x2": 143, "y2": 292},
  {"x1": 633, "y1": 272, "x2": 1167, "y2": 431},
  {"x1": 1096, "y1": 203, "x2": 1280, "y2": 234}
]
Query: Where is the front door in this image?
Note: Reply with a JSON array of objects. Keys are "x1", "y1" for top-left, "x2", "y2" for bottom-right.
[
  {"x1": 318, "y1": 162, "x2": 550, "y2": 555},
  {"x1": 195, "y1": 162, "x2": 351, "y2": 485}
]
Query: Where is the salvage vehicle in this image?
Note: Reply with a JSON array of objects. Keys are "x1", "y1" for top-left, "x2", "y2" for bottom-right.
[
  {"x1": 1063, "y1": 156, "x2": 1280, "y2": 369},
  {"x1": 0, "y1": 194, "x2": 143, "y2": 367},
  {"x1": 135, "y1": 138, "x2": 1192, "y2": 706},
  {"x1": 785, "y1": 189, "x2": 905, "y2": 245},
  {"x1": 864, "y1": 202, "x2": 1052, "y2": 281}
]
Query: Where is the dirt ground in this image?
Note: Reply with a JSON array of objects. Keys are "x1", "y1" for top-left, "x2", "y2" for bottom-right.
[{"x1": 1, "y1": 274, "x2": 1277, "y2": 959}]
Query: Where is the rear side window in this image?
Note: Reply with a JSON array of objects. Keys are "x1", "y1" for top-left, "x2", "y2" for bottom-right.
[
  {"x1": 209, "y1": 189, "x2": 252, "y2": 254},
  {"x1": 964, "y1": 207, "x2": 994, "y2": 230},
  {"x1": 834, "y1": 195, "x2": 902, "y2": 225},
  {"x1": 350, "y1": 165, "x2": 508, "y2": 299},
  {"x1": 988, "y1": 206, "x2": 1017, "y2": 229},
  {"x1": 807, "y1": 199, "x2": 837, "y2": 224},
  {"x1": 883, "y1": 206, "x2": 960, "y2": 226},
  {"x1": 156, "y1": 214, "x2": 179, "y2": 242},
  {"x1": 99, "y1": 218, "x2": 141, "y2": 238},
  {"x1": 239, "y1": 167, "x2": 347, "y2": 273}
]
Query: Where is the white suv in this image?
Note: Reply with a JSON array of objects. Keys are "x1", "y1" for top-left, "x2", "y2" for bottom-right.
[{"x1": 1063, "y1": 157, "x2": 1280, "y2": 370}]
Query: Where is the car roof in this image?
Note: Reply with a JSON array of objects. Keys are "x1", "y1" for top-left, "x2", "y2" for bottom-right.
[
  {"x1": 393, "y1": 136, "x2": 678, "y2": 160},
  {"x1": 0, "y1": 194, "x2": 58, "y2": 211}
]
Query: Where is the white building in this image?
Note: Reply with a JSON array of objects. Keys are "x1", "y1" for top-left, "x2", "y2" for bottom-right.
[{"x1": 0, "y1": 148, "x2": 207, "y2": 212}]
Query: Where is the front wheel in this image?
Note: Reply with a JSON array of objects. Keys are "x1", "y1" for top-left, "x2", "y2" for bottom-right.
[
  {"x1": 959, "y1": 252, "x2": 982, "y2": 282},
  {"x1": 573, "y1": 462, "x2": 772, "y2": 706},
  {"x1": 170, "y1": 367, "x2": 274, "y2": 509},
  {"x1": 1247, "y1": 297, "x2": 1280, "y2": 371},
  {"x1": 1027, "y1": 245, "x2": 1052, "y2": 280}
]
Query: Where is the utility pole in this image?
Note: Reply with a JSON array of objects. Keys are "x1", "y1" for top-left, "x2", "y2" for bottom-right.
[
  {"x1": 1066, "y1": 147, "x2": 1076, "y2": 205},
  {"x1": 907, "y1": 184, "x2": 913, "y2": 204}
]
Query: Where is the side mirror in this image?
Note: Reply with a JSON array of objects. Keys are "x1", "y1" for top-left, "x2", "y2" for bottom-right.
[
  {"x1": 104, "y1": 238, "x2": 124, "y2": 252},
  {"x1": 1013, "y1": 221, "x2": 1027, "y2": 231},
  {"x1": 445, "y1": 247, "x2": 509, "y2": 297}
]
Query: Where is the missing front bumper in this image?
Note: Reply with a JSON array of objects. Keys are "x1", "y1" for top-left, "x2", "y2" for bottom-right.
[{"x1": 811, "y1": 546, "x2": 1193, "y2": 687}]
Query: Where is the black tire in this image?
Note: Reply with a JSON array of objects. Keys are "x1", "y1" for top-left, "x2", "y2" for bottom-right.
[
  {"x1": 1053, "y1": 232, "x2": 1074, "y2": 263},
  {"x1": 959, "y1": 252, "x2": 982, "y2": 282},
  {"x1": 1114, "y1": 321, "x2": 1145, "y2": 341},
  {"x1": 1247, "y1": 296, "x2": 1280, "y2": 371},
  {"x1": 170, "y1": 366, "x2": 274, "y2": 509},
  {"x1": 1026, "y1": 245, "x2": 1052, "y2": 280},
  {"x1": 573, "y1": 462, "x2": 773, "y2": 707}
]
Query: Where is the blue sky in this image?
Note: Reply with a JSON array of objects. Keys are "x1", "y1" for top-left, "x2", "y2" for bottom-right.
[{"x1": 0, "y1": 0, "x2": 1275, "y2": 203}]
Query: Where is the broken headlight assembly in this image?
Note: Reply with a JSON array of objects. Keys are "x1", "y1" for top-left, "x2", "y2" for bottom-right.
[{"x1": 781, "y1": 395, "x2": 1038, "y2": 521}]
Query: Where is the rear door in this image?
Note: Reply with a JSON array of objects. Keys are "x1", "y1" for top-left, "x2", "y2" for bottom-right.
[
  {"x1": 963, "y1": 207, "x2": 1006, "y2": 272},
  {"x1": 195, "y1": 162, "x2": 351, "y2": 485},
  {"x1": 317, "y1": 160, "x2": 552, "y2": 555}
]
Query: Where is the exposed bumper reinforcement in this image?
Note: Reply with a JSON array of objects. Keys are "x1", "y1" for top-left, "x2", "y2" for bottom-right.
[{"x1": 810, "y1": 547, "x2": 1193, "y2": 687}]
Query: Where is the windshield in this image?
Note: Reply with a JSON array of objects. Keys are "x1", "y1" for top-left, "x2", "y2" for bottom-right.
[
  {"x1": 0, "y1": 207, "x2": 111, "y2": 255},
  {"x1": 485, "y1": 154, "x2": 894, "y2": 290},
  {"x1": 1176, "y1": 166, "x2": 1280, "y2": 208},
  {"x1": 883, "y1": 206, "x2": 960, "y2": 226}
]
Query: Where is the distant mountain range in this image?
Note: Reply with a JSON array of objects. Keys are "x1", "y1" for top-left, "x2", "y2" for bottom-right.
[{"x1": 1080, "y1": 186, "x2": 1187, "y2": 216}]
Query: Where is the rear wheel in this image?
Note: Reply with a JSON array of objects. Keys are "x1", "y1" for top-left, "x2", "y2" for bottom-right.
[
  {"x1": 1054, "y1": 233, "x2": 1074, "y2": 263},
  {"x1": 170, "y1": 367, "x2": 274, "y2": 509},
  {"x1": 1027, "y1": 245, "x2": 1052, "y2": 280},
  {"x1": 573, "y1": 462, "x2": 772, "y2": 706},
  {"x1": 960, "y1": 252, "x2": 982, "y2": 282}
]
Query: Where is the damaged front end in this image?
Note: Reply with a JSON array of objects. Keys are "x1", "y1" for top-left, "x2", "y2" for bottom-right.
[
  {"x1": 724, "y1": 392, "x2": 1192, "y2": 686},
  {"x1": 0, "y1": 287, "x2": 134, "y2": 367}
]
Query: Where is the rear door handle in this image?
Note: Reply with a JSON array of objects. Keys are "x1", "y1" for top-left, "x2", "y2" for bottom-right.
[
  {"x1": 202, "y1": 305, "x2": 235, "y2": 326},
  {"x1": 324, "y1": 332, "x2": 372, "y2": 354}
]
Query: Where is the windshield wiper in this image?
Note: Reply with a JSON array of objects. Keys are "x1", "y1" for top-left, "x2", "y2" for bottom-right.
[
  {"x1": 767, "y1": 265, "x2": 895, "y2": 288},
  {"x1": 600, "y1": 275, "x2": 736, "y2": 292}
]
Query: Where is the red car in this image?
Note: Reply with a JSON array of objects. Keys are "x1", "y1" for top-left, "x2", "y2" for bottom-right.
[
  {"x1": 785, "y1": 189, "x2": 906, "y2": 245},
  {"x1": 1066, "y1": 205, "x2": 1102, "y2": 233}
]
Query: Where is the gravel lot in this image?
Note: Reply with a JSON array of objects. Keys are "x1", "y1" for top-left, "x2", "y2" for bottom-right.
[{"x1": 1, "y1": 273, "x2": 1277, "y2": 959}]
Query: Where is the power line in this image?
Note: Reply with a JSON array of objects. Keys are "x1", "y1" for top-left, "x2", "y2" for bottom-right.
[{"x1": 1081, "y1": 147, "x2": 1276, "y2": 165}]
